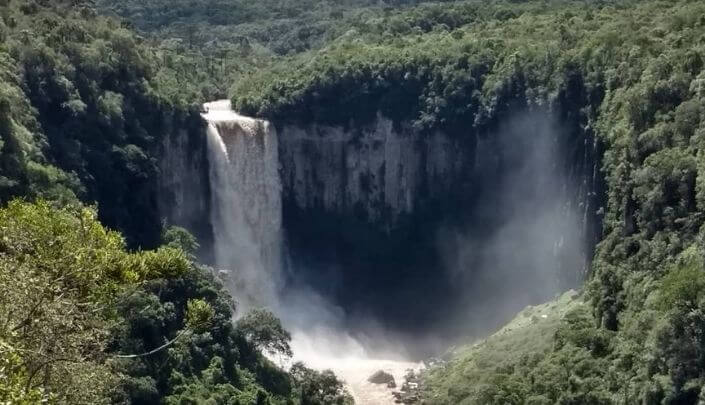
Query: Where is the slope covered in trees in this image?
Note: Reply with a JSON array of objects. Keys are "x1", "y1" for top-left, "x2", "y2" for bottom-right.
[
  {"x1": 96, "y1": 0, "x2": 452, "y2": 55},
  {"x1": 0, "y1": 0, "x2": 209, "y2": 248},
  {"x1": 231, "y1": 0, "x2": 705, "y2": 402},
  {"x1": 95, "y1": 0, "x2": 461, "y2": 100},
  {"x1": 0, "y1": 1, "x2": 353, "y2": 404},
  {"x1": 0, "y1": 200, "x2": 352, "y2": 404}
]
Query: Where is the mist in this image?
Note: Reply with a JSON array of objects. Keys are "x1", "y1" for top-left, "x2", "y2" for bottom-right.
[
  {"x1": 436, "y1": 109, "x2": 586, "y2": 340},
  {"x1": 273, "y1": 109, "x2": 589, "y2": 365}
]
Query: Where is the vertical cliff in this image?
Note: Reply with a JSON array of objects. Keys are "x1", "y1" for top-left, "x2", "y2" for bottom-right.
[
  {"x1": 278, "y1": 108, "x2": 604, "y2": 338},
  {"x1": 157, "y1": 102, "x2": 604, "y2": 342},
  {"x1": 279, "y1": 114, "x2": 475, "y2": 225},
  {"x1": 157, "y1": 113, "x2": 213, "y2": 259}
]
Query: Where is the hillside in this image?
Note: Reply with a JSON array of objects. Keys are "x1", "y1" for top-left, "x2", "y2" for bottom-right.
[
  {"x1": 95, "y1": 0, "x2": 464, "y2": 99},
  {"x1": 0, "y1": 0, "x2": 208, "y2": 248},
  {"x1": 96, "y1": 0, "x2": 454, "y2": 54},
  {"x1": 422, "y1": 291, "x2": 589, "y2": 403}
]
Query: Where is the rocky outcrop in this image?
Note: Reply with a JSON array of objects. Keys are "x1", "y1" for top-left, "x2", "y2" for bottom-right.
[
  {"x1": 368, "y1": 370, "x2": 395, "y2": 385},
  {"x1": 278, "y1": 115, "x2": 475, "y2": 226},
  {"x1": 156, "y1": 117, "x2": 213, "y2": 258}
]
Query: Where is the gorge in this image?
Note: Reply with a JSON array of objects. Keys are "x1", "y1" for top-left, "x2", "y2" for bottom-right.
[
  {"x1": 157, "y1": 97, "x2": 605, "y2": 361},
  {"x1": 5, "y1": 0, "x2": 705, "y2": 403}
]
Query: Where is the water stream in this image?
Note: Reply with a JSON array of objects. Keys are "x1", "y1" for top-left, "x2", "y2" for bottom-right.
[{"x1": 202, "y1": 100, "x2": 416, "y2": 404}]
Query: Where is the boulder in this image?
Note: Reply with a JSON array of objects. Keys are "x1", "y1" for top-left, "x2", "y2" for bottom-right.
[{"x1": 368, "y1": 370, "x2": 395, "y2": 384}]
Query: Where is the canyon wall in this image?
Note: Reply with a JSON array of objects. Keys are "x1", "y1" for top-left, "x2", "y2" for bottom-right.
[
  {"x1": 278, "y1": 114, "x2": 476, "y2": 225},
  {"x1": 157, "y1": 120, "x2": 213, "y2": 258},
  {"x1": 157, "y1": 106, "x2": 604, "y2": 337}
]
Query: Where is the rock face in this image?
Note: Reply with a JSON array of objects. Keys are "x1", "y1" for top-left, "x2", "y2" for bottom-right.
[
  {"x1": 157, "y1": 117, "x2": 213, "y2": 260},
  {"x1": 278, "y1": 111, "x2": 602, "y2": 254},
  {"x1": 158, "y1": 108, "x2": 602, "y2": 262},
  {"x1": 278, "y1": 115, "x2": 475, "y2": 225},
  {"x1": 158, "y1": 105, "x2": 605, "y2": 338}
]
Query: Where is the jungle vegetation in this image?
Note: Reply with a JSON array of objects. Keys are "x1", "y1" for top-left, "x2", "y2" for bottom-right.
[
  {"x1": 0, "y1": 199, "x2": 353, "y2": 404},
  {"x1": 2, "y1": 0, "x2": 705, "y2": 403}
]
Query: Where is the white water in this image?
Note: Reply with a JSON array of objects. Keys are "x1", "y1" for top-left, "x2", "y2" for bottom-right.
[
  {"x1": 202, "y1": 100, "x2": 419, "y2": 404},
  {"x1": 289, "y1": 328, "x2": 423, "y2": 404},
  {"x1": 203, "y1": 100, "x2": 282, "y2": 311}
]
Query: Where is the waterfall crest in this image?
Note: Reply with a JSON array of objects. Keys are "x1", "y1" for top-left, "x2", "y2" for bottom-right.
[{"x1": 202, "y1": 100, "x2": 282, "y2": 311}]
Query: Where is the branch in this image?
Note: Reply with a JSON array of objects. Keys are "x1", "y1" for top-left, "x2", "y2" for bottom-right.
[
  {"x1": 25, "y1": 356, "x2": 77, "y2": 394},
  {"x1": 114, "y1": 329, "x2": 189, "y2": 359}
]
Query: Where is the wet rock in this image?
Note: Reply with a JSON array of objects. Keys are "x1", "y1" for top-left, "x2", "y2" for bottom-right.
[
  {"x1": 393, "y1": 367, "x2": 422, "y2": 403},
  {"x1": 423, "y1": 357, "x2": 446, "y2": 368},
  {"x1": 405, "y1": 369, "x2": 418, "y2": 382},
  {"x1": 403, "y1": 394, "x2": 419, "y2": 404},
  {"x1": 368, "y1": 370, "x2": 395, "y2": 384}
]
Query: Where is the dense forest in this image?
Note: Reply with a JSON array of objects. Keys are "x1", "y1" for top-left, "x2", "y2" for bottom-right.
[
  {"x1": 230, "y1": 0, "x2": 705, "y2": 402},
  {"x1": 95, "y1": 0, "x2": 461, "y2": 101},
  {"x1": 1, "y1": 200, "x2": 353, "y2": 404},
  {"x1": 0, "y1": 1, "x2": 353, "y2": 404},
  {"x1": 96, "y1": 0, "x2": 452, "y2": 54},
  {"x1": 2, "y1": 0, "x2": 705, "y2": 404}
]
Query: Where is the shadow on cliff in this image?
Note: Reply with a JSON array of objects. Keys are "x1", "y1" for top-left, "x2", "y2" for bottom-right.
[{"x1": 281, "y1": 108, "x2": 602, "y2": 358}]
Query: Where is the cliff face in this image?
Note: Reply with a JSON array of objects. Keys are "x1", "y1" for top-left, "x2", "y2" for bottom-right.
[
  {"x1": 157, "y1": 122, "x2": 213, "y2": 258},
  {"x1": 278, "y1": 112, "x2": 602, "y2": 253},
  {"x1": 157, "y1": 107, "x2": 604, "y2": 338},
  {"x1": 278, "y1": 115, "x2": 476, "y2": 225},
  {"x1": 158, "y1": 110, "x2": 602, "y2": 255},
  {"x1": 278, "y1": 110, "x2": 604, "y2": 334}
]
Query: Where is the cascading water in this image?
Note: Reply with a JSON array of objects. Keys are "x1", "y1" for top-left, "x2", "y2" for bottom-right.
[
  {"x1": 201, "y1": 100, "x2": 422, "y2": 404},
  {"x1": 202, "y1": 100, "x2": 282, "y2": 312},
  {"x1": 196, "y1": 98, "x2": 598, "y2": 404}
]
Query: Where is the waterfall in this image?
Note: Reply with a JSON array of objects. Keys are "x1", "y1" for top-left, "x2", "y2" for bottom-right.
[{"x1": 202, "y1": 100, "x2": 282, "y2": 312}]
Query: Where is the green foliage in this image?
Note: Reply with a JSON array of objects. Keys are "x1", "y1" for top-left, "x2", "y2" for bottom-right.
[
  {"x1": 0, "y1": 0, "x2": 206, "y2": 248},
  {"x1": 0, "y1": 199, "x2": 188, "y2": 403},
  {"x1": 95, "y1": 0, "x2": 457, "y2": 104},
  {"x1": 237, "y1": 308, "x2": 293, "y2": 359},
  {"x1": 163, "y1": 225, "x2": 201, "y2": 257},
  {"x1": 658, "y1": 246, "x2": 705, "y2": 309},
  {"x1": 97, "y1": 0, "x2": 441, "y2": 54},
  {"x1": 0, "y1": 345, "x2": 44, "y2": 404},
  {"x1": 4, "y1": 0, "x2": 705, "y2": 403},
  {"x1": 290, "y1": 362, "x2": 354, "y2": 405},
  {"x1": 110, "y1": 265, "x2": 297, "y2": 404},
  {"x1": 422, "y1": 292, "x2": 615, "y2": 404},
  {"x1": 225, "y1": 1, "x2": 705, "y2": 401},
  {"x1": 185, "y1": 298, "x2": 215, "y2": 332},
  {"x1": 0, "y1": 200, "x2": 309, "y2": 404}
]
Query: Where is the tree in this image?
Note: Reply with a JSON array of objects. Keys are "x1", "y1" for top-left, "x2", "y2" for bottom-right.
[
  {"x1": 0, "y1": 200, "x2": 189, "y2": 403},
  {"x1": 162, "y1": 225, "x2": 200, "y2": 257},
  {"x1": 236, "y1": 309, "x2": 293, "y2": 358},
  {"x1": 290, "y1": 362, "x2": 353, "y2": 405}
]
